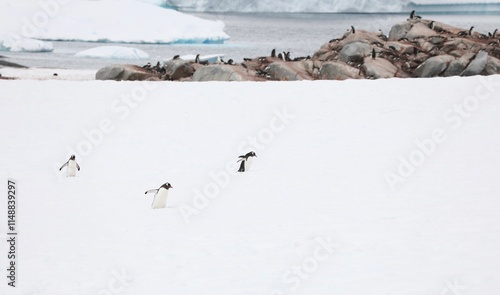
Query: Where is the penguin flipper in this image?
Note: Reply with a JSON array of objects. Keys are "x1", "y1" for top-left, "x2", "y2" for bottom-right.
[
  {"x1": 59, "y1": 162, "x2": 68, "y2": 171},
  {"x1": 238, "y1": 160, "x2": 246, "y2": 172},
  {"x1": 145, "y1": 189, "x2": 159, "y2": 194},
  {"x1": 76, "y1": 163, "x2": 81, "y2": 171}
]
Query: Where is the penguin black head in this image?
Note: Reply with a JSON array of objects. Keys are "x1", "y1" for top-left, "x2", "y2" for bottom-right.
[
  {"x1": 173, "y1": 55, "x2": 180, "y2": 60},
  {"x1": 248, "y1": 151, "x2": 257, "y2": 157},
  {"x1": 70, "y1": 155, "x2": 76, "y2": 160},
  {"x1": 161, "y1": 182, "x2": 173, "y2": 190}
]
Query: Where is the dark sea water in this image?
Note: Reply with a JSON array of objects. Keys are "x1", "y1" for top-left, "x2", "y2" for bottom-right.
[{"x1": 2, "y1": 13, "x2": 500, "y2": 70}]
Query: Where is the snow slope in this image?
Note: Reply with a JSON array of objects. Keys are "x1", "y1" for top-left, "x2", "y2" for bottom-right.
[
  {"x1": 1, "y1": 76, "x2": 500, "y2": 295},
  {"x1": 0, "y1": 0, "x2": 229, "y2": 44}
]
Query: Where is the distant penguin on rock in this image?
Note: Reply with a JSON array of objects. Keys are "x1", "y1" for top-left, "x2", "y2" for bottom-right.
[
  {"x1": 371, "y1": 48, "x2": 376, "y2": 59},
  {"x1": 271, "y1": 48, "x2": 276, "y2": 58},
  {"x1": 469, "y1": 26, "x2": 474, "y2": 36},
  {"x1": 351, "y1": 26, "x2": 355, "y2": 34},
  {"x1": 145, "y1": 182, "x2": 173, "y2": 209},
  {"x1": 237, "y1": 151, "x2": 257, "y2": 172},
  {"x1": 409, "y1": 10, "x2": 421, "y2": 19},
  {"x1": 59, "y1": 155, "x2": 80, "y2": 177}
]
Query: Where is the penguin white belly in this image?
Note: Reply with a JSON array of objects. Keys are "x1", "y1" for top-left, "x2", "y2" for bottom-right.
[
  {"x1": 151, "y1": 188, "x2": 169, "y2": 209},
  {"x1": 244, "y1": 157, "x2": 253, "y2": 171},
  {"x1": 67, "y1": 160, "x2": 77, "y2": 177}
]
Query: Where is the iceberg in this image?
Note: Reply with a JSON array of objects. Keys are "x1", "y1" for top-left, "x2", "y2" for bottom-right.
[
  {"x1": 0, "y1": 0, "x2": 229, "y2": 44},
  {"x1": 178, "y1": 54, "x2": 224, "y2": 63},
  {"x1": 75, "y1": 46, "x2": 150, "y2": 60},
  {"x1": 164, "y1": 0, "x2": 500, "y2": 13},
  {"x1": 0, "y1": 33, "x2": 53, "y2": 52}
]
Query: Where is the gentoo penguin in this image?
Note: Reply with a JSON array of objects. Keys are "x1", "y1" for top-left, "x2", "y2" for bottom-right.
[
  {"x1": 237, "y1": 151, "x2": 257, "y2": 172},
  {"x1": 371, "y1": 48, "x2": 376, "y2": 59},
  {"x1": 409, "y1": 10, "x2": 421, "y2": 19},
  {"x1": 271, "y1": 48, "x2": 276, "y2": 58},
  {"x1": 469, "y1": 26, "x2": 474, "y2": 36},
  {"x1": 59, "y1": 155, "x2": 80, "y2": 177},
  {"x1": 493, "y1": 29, "x2": 498, "y2": 38},
  {"x1": 351, "y1": 26, "x2": 355, "y2": 34},
  {"x1": 378, "y1": 29, "x2": 388, "y2": 41},
  {"x1": 173, "y1": 55, "x2": 180, "y2": 60},
  {"x1": 145, "y1": 182, "x2": 173, "y2": 209},
  {"x1": 429, "y1": 21, "x2": 435, "y2": 30}
]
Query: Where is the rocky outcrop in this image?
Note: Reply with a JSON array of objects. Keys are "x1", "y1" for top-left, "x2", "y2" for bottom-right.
[
  {"x1": 318, "y1": 62, "x2": 361, "y2": 80},
  {"x1": 461, "y1": 51, "x2": 488, "y2": 76},
  {"x1": 192, "y1": 65, "x2": 249, "y2": 81},
  {"x1": 362, "y1": 57, "x2": 398, "y2": 79},
  {"x1": 339, "y1": 41, "x2": 372, "y2": 63},
  {"x1": 0, "y1": 59, "x2": 27, "y2": 69},
  {"x1": 414, "y1": 55, "x2": 455, "y2": 78},
  {"x1": 95, "y1": 17, "x2": 500, "y2": 82},
  {"x1": 95, "y1": 64, "x2": 160, "y2": 81}
]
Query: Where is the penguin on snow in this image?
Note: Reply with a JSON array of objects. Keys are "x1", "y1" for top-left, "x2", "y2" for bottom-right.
[
  {"x1": 59, "y1": 154, "x2": 80, "y2": 177},
  {"x1": 145, "y1": 182, "x2": 173, "y2": 209},
  {"x1": 237, "y1": 151, "x2": 257, "y2": 172}
]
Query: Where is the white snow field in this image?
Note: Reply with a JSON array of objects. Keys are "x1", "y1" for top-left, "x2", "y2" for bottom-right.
[
  {"x1": 1, "y1": 76, "x2": 500, "y2": 295},
  {"x1": 0, "y1": 0, "x2": 229, "y2": 44},
  {"x1": 75, "y1": 46, "x2": 150, "y2": 60}
]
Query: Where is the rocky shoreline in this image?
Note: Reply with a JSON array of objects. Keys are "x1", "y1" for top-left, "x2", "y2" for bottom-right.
[{"x1": 96, "y1": 15, "x2": 500, "y2": 82}]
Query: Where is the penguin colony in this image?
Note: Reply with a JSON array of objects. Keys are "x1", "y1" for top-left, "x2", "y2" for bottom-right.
[
  {"x1": 121, "y1": 10, "x2": 500, "y2": 82},
  {"x1": 59, "y1": 152, "x2": 257, "y2": 209}
]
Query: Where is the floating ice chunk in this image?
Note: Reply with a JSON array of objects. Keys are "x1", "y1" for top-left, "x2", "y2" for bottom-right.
[
  {"x1": 75, "y1": 46, "x2": 150, "y2": 60},
  {"x1": 178, "y1": 54, "x2": 224, "y2": 63},
  {"x1": 0, "y1": 34, "x2": 53, "y2": 52}
]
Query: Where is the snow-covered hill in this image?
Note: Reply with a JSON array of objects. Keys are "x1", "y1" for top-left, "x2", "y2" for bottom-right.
[{"x1": 1, "y1": 76, "x2": 500, "y2": 294}]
